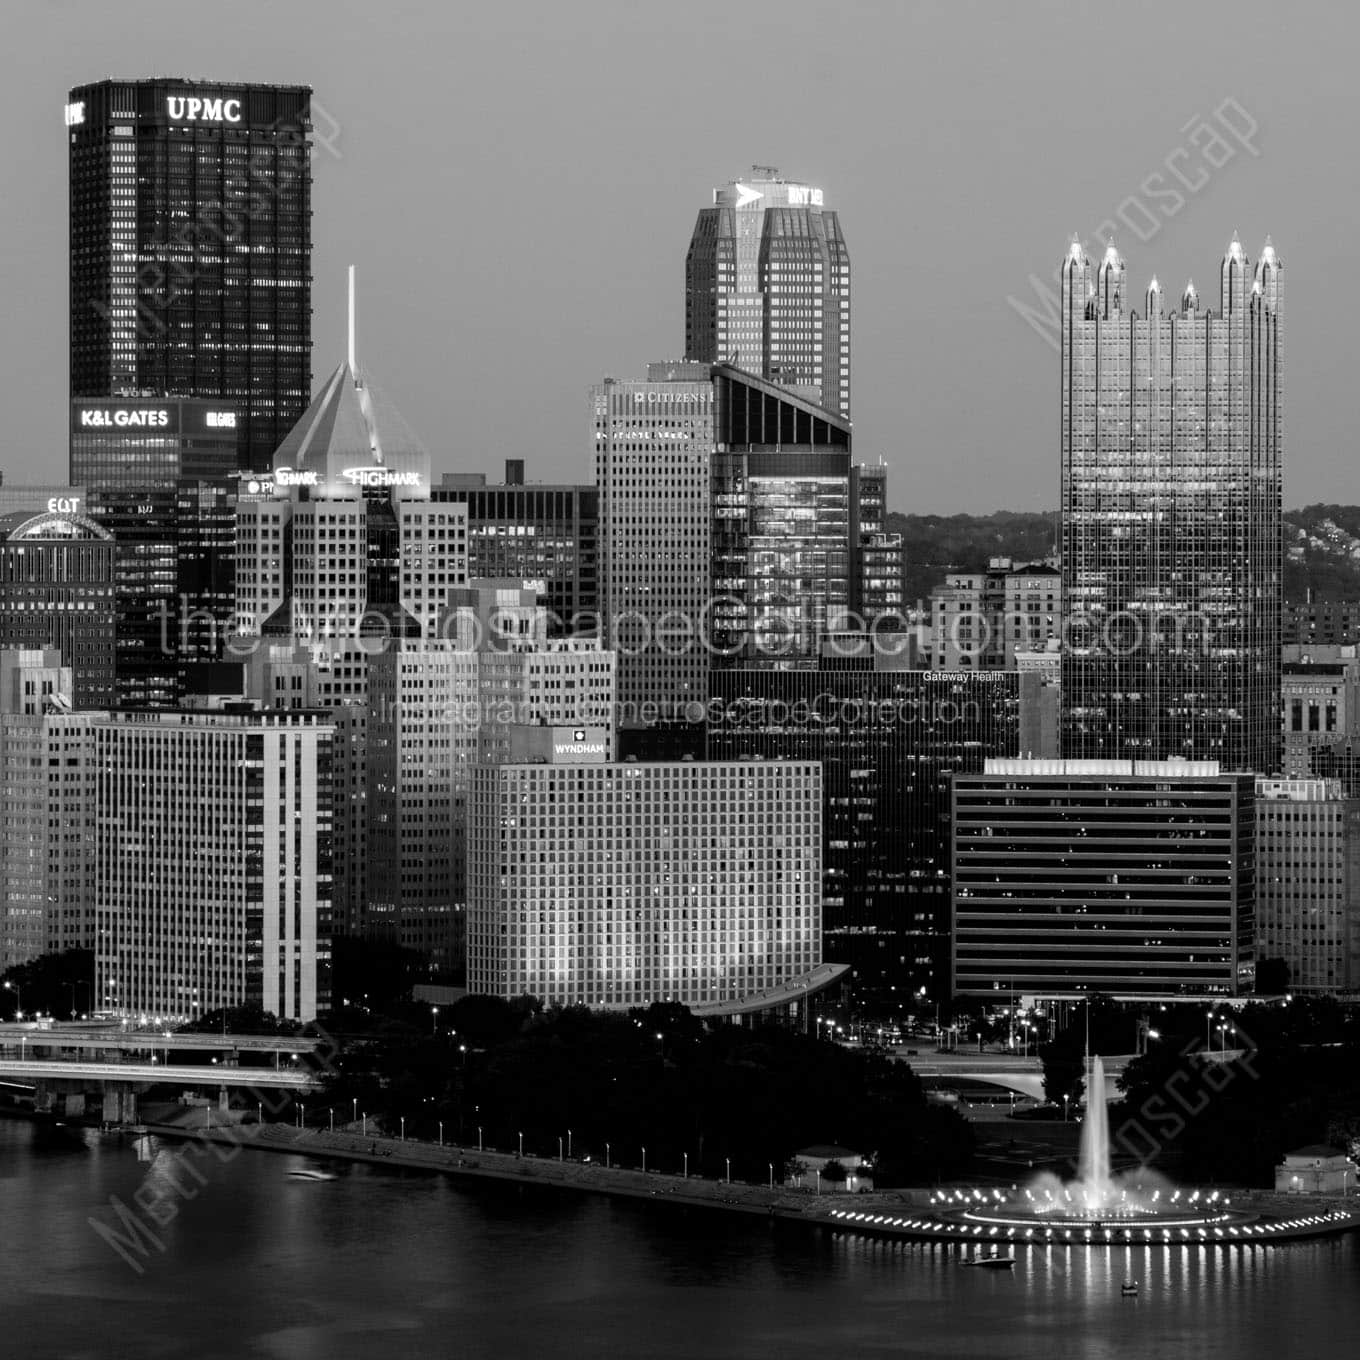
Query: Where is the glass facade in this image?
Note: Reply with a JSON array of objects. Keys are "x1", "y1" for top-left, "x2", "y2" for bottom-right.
[
  {"x1": 708, "y1": 666, "x2": 1021, "y2": 1010},
  {"x1": 1060, "y1": 238, "x2": 1283, "y2": 774},
  {"x1": 69, "y1": 80, "x2": 312, "y2": 474}
]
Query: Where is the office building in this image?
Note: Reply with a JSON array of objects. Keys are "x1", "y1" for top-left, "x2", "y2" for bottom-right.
[
  {"x1": 686, "y1": 166, "x2": 851, "y2": 416},
  {"x1": 0, "y1": 652, "x2": 94, "y2": 969},
  {"x1": 71, "y1": 396, "x2": 239, "y2": 706},
  {"x1": 1281, "y1": 646, "x2": 1360, "y2": 779},
  {"x1": 851, "y1": 464, "x2": 905, "y2": 626},
  {"x1": 91, "y1": 705, "x2": 333, "y2": 1023},
  {"x1": 365, "y1": 585, "x2": 617, "y2": 972},
  {"x1": 68, "y1": 78, "x2": 312, "y2": 473},
  {"x1": 433, "y1": 463, "x2": 599, "y2": 635},
  {"x1": 952, "y1": 759, "x2": 1256, "y2": 998},
  {"x1": 0, "y1": 504, "x2": 117, "y2": 708},
  {"x1": 593, "y1": 366, "x2": 713, "y2": 723},
  {"x1": 708, "y1": 663, "x2": 1023, "y2": 1008},
  {"x1": 1255, "y1": 778, "x2": 1360, "y2": 995},
  {"x1": 0, "y1": 482, "x2": 88, "y2": 516},
  {"x1": 468, "y1": 734, "x2": 824, "y2": 1010},
  {"x1": 927, "y1": 559, "x2": 1060, "y2": 670},
  {"x1": 1060, "y1": 237, "x2": 1282, "y2": 773},
  {"x1": 1283, "y1": 597, "x2": 1360, "y2": 649}
]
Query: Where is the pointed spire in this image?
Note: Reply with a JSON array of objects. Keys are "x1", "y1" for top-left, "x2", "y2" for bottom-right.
[
  {"x1": 1228, "y1": 231, "x2": 1243, "y2": 260},
  {"x1": 347, "y1": 265, "x2": 357, "y2": 373},
  {"x1": 1182, "y1": 278, "x2": 1198, "y2": 312},
  {"x1": 1069, "y1": 234, "x2": 1083, "y2": 261}
]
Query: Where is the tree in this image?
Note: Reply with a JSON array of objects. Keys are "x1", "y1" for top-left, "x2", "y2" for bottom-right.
[{"x1": 821, "y1": 1158, "x2": 848, "y2": 1183}]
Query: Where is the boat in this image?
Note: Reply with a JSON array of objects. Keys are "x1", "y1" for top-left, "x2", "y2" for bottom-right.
[
  {"x1": 963, "y1": 1253, "x2": 1016, "y2": 1269},
  {"x1": 287, "y1": 1167, "x2": 339, "y2": 1181},
  {"x1": 1121, "y1": 1282, "x2": 1139, "y2": 1297}
]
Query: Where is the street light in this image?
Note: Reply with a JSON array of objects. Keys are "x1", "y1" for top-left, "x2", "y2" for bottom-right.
[
  {"x1": 683, "y1": 1152, "x2": 688, "y2": 1179},
  {"x1": 642, "y1": 1145, "x2": 647, "y2": 1174},
  {"x1": 605, "y1": 1142, "x2": 610, "y2": 1169},
  {"x1": 1062, "y1": 1093, "x2": 1070, "y2": 1122},
  {"x1": 769, "y1": 1162, "x2": 774, "y2": 1191},
  {"x1": 329, "y1": 1108, "x2": 334, "y2": 1133},
  {"x1": 438, "y1": 1122, "x2": 443, "y2": 1148},
  {"x1": 567, "y1": 1128, "x2": 573, "y2": 1159},
  {"x1": 400, "y1": 1117, "x2": 406, "y2": 1142},
  {"x1": 3, "y1": 979, "x2": 21, "y2": 1019},
  {"x1": 478, "y1": 1126, "x2": 483, "y2": 1152},
  {"x1": 518, "y1": 1131, "x2": 524, "y2": 1157},
  {"x1": 558, "y1": 1136, "x2": 564, "y2": 1162},
  {"x1": 352, "y1": 1097, "x2": 358, "y2": 1124},
  {"x1": 432, "y1": 1006, "x2": 439, "y2": 1035},
  {"x1": 726, "y1": 1157, "x2": 731, "y2": 1185}
]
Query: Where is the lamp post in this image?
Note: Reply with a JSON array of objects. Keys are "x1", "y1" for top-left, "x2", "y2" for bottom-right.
[
  {"x1": 362, "y1": 1113, "x2": 367, "y2": 1137},
  {"x1": 299, "y1": 1103, "x2": 306, "y2": 1130},
  {"x1": 642, "y1": 1146, "x2": 647, "y2": 1174},
  {"x1": 726, "y1": 1157, "x2": 731, "y2": 1185},
  {"x1": 567, "y1": 1128, "x2": 572, "y2": 1159},
  {"x1": 438, "y1": 1122, "x2": 443, "y2": 1148},
  {"x1": 329, "y1": 1108, "x2": 334, "y2": 1133},
  {"x1": 431, "y1": 1006, "x2": 439, "y2": 1035},
  {"x1": 400, "y1": 1117, "x2": 406, "y2": 1142},
  {"x1": 605, "y1": 1143, "x2": 610, "y2": 1169},
  {"x1": 257, "y1": 1102, "x2": 262, "y2": 1126},
  {"x1": 3, "y1": 979, "x2": 21, "y2": 1020},
  {"x1": 558, "y1": 1136, "x2": 564, "y2": 1162},
  {"x1": 769, "y1": 1162, "x2": 774, "y2": 1191},
  {"x1": 683, "y1": 1152, "x2": 688, "y2": 1180},
  {"x1": 352, "y1": 1097, "x2": 358, "y2": 1125},
  {"x1": 816, "y1": 1169, "x2": 821, "y2": 1196},
  {"x1": 478, "y1": 1126, "x2": 483, "y2": 1152},
  {"x1": 1062, "y1": 1094, "x2": 1070, "y2": 1122},
  {"x1": 518, "y1": 1131, "x2": 523, "y2": 1158}
]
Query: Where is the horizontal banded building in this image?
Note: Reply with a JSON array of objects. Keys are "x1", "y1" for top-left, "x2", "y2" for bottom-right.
[{"x1": 952, "y1": 758, "x2": 1255, "y2": 998}]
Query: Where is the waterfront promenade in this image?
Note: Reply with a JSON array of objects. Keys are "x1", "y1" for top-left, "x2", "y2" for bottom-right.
[{"x1": 138, "y1": 1116, "x2": 1360, "y2": 1244}]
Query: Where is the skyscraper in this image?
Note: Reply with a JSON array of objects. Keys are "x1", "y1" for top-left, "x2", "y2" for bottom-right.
[
  {"x1": 67, "y1": 79, "x2": 312, "y2": 474},
  {"x1": 1060, "y1": 235, "x2": 1282, "y2": 773},
  {"x1": 686, "y1": 167, "x2": 850, "y2": 417}
]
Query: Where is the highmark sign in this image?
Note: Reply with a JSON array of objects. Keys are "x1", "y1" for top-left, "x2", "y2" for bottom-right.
[
  {"x1": 274, "y1": 466, "x2": 318, "y2": 488},
  {"x1": 341, "y1": 467, "x2": 422, "y2": 489}
]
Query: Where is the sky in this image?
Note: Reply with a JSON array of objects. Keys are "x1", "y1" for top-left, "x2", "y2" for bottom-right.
[{"x1": 3, "y1": 0, "x2": 1355, "y2": 511}]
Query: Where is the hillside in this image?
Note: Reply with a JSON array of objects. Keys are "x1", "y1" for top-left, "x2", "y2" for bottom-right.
[{"x1": 888, "y1": 505, "x2": 1360, "y2": 603}]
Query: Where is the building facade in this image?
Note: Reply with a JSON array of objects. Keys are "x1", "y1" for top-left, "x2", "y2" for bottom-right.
[
  {"x1": 1060, "y1": 237, "x2": 1282, "y2": 773},
  {"x1": 1255, "y1": 778, "x2": 1360, "y2": 994},
  {"x1": 927, "y1": 559, "x2": 1060, "y2": 670},
  {"x1": 91, "y1": 706, "x2": 333, "y2": 1023},
  {"x1": 468, "y1": 742, "x2": 823, "y2": 1009},
  {"x1": 708, "y1": 664, "x2": 1024, "y2": 1009},
  {"x1": 68, "y1": 79, "x2": 312, "y2": 474},
  {"x1": 434, "y1": 464, "x2": 599, "y2": 636},
  {"x1": 0, "y1": 506, "x2": 117, "y2": 709},
  {"x1": 952, "y1": 759, "x2": 1256, "y2": 998},
  {"x1": 593, "y1": 367, "x2": 713, "y2": 724},
  {"x1": 70, "y1": 396, "x2": 239, "y2": 706},
  {"x1": 686, "y1": 166, "x2": 850, "y2": 417},
  {"x1": 1281, "y1": 647, "x2": 1360, "y2": 780}
]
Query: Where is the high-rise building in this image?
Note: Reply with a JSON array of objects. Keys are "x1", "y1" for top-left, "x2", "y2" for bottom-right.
[
  {"x1": 91, "y1": 705, "x2": 333, "y2": 1023},
  {"x1": 67, "y1": 79, "x2": 312, "y2": 474},
  {"x1": 952, "y1": 758, "x2": 1256, "y2": 998},
  {"x1": 709, "y1": 663, "x2": 1022, "y2": 1010},
  {"x1": 0, "y1": 651, "x2": 94, "y2": 969},
  {"x1": 686, "y1": 166, "x2": 850, "y2": 417},
  {"x1": 433, "y1": 463, "x2": 599, "y2": 636},
  {"x1": 71, "y1": 396, "x2": 239, "y2": 706},
  {"x1": 364, "y1": 584, "x2": 617, "y2": 973},
  {"x1": 593, "y1": 366, "x2": 713, "y2": 723},
  {"x1": 0, "y1": 503, "x2": 117, "y2": 709},
  {"x1": 1255, "y1": 778, "x2": 1360, "y2": 995},
  {"x1": 467, "y1": 730, "x2": 827, "y2": 1011},
  {"x1": 1283, "y1": 597, "x2": 1360, "y2": 649},
  {"x1": 1060, "y1": 236, "x2": 1282, "y2": 773}
]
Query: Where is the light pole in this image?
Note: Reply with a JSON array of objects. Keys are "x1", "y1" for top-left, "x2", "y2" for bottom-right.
[
  {"x1": 329, "y1": 1108, "x2": 334, "y2": 1133},
  {"x1": 683, "y1": 1152, "x2": 688, "y2": 1180},
  {"x1": 518, "y1": 1131, "x2": 523, "y2": 1158},
  {"x1": 1062, "y1": 1094, "x2": 1070, "y2": 1122},
  {"x1": 439, "y1": 1122, "x2": 444, "y2": 1148},
  {"x1": 478, "y1": 1126, "x2": 483, "y2": 1152},
  {"x1": 400, "y1": 1117, "x2": 406, "y2": 1142},
  {"x1": 568, "y1": 1128, "x2": 573, "y2": 1159},
  {"x1": 299, "y1": 1103, "x2": 306, "y2": 1130},
  {"x1": 726, "y1": 1157, "x2": 731, "y2": 1185},
  {"x1": 769, "y1": 1162, "x2": 774, "y2": 1191},
  {"x1": 431, "y1": 1006, "x2": 439, "y2": 1035},
  {"x1": 3, "y1": 979, "x2": 21, "y2": 1019},
  {"x1": 558, "y1": 1136, "x2": 564, "y2": 1162},
  {"x1": 362, "y1": 1112, "x2": 367, "y2": 1137},
  {"x1": 257, "y1": 1102, "x2": 262, "y2": 1126},
  {"x1": 352, "y1": 1097, "x2": 358, "y2": 1125},
  {"x1": 642, "y1": 1146, "x2": 647, "y2": 1174},
  {"x1": 816, "y1": 1169, "x2": 821, "y2": 1196},
  {"x1": 605, "y1": 1143, "x2": 610, "y2": 1169}
]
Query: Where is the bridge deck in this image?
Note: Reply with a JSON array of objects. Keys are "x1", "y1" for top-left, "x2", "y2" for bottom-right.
[{"x1": 0, "y1": 1059, "x2": 320, "y2": 1089}]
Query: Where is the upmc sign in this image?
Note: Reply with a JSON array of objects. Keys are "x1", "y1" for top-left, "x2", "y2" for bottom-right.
[
  {"x1": 71, "y1": 404, "x2": 180, "y2": 435},
  {"x1": 166, "y1": 95, "x2": 242, "y2": 124}
]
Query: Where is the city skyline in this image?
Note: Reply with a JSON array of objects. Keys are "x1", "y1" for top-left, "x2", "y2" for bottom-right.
[{"x1": 0, "y1": 0, "x2": 1348, "y2": 511}]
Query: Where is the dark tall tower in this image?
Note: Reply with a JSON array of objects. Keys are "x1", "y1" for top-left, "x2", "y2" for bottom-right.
[
  {"x1": 67, "y1": 79, "x2": 312, "y2": 474},
  {"x1": 686, "y1": 167, "x2": 850, "y2": 418},
  {"x1": 1060, "y1": 235, "x2": 1283, "y2": 773}
]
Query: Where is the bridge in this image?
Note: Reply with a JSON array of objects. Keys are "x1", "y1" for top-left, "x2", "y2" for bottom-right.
[
  {"x1": 0, "y1": 1024, "x2": 325, "y2": 1124},
  {"x1": 897, "y1": 1051, "x2": 1132, "y2": 1103}
]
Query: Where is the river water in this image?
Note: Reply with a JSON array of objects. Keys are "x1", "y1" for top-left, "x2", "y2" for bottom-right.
[{"x1": 2, "y1": 1119, "x2": 1358, "y2": 1359}]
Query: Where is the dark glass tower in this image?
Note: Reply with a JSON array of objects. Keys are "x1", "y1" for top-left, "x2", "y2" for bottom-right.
[
  {"x1": 68, "y1": 78, "x2": 312, "y2": 474},
  {"x1": 1060, "y1": 235, "x2": 1283, "y2": 773}
]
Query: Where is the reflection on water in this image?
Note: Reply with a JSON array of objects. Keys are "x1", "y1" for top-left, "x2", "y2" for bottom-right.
[{"x1": 0, "y1": 1117, "x2": 1357, "y2": 1360}]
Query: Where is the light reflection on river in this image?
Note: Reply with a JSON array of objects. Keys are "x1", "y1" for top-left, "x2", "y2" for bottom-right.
[{"x1": 1, "y1": 1119, "x2": 1357, "y2": 1359}]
